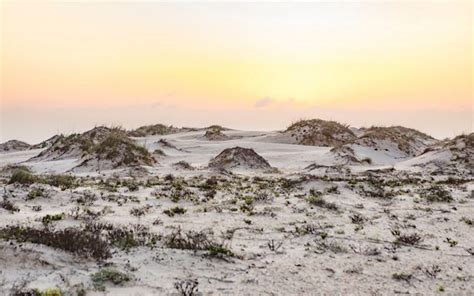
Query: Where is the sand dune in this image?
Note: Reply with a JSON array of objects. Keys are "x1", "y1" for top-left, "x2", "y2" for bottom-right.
[{"x1": 0, "y1": 121, "x2": 472, "y2": 295}]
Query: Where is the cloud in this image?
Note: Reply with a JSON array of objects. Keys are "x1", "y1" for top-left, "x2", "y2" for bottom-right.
[
  {"x1": 254, "y1": 97, "x2": 275, "y2": 108},
  {"x1": 148, "y1": 93, "x2": 175, "y2": 109},
  {"x1": 150, "y1": 101, "x2": 162, "y2": 108}
]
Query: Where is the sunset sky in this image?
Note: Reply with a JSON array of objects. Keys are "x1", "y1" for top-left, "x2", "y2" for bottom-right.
[{"x1": 1, "y1": 1, "x2": 472, "y2": 143}]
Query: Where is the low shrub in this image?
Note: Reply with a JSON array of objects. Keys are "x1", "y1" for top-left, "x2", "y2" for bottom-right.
[
  {"x1": 43, "y1": 174, "x2": 77, "y2": 189},
  {"x1": 0, "y1": 225, "x2": 110, "y2": 260},
  {"x1": 27, "y1": 188, "x2": 47, "y2": 200},
  {"x1": 391, "y1": 229, "x2": 423, "y2": 246},
  {"x1": 461, "y1": 217, "x2": 473, "y2": 226},
  {"x1": 9, "y1": 169, "x2": 36, "y2": 185},
  {"x1": 174, "y1": 161, "x2": 194, "y2": 170},
  {"x1": 392, "y1": 273, "x2": 412, "y2": 283},
  {"x1": 130, "y1": 205, "x2": 152, "y2": 217},
  {"x1": 420, "y1": 185, "x2": 453, "y2": 203},
  {"x1": 91, "y1": 268, "x2": 131, "y2": 291},
  {"x1": 174, "y1": 279, "x2": 199, "y2": 296},
  {"x1": 41, "y1": 213, "x2": 65, "y2": 225},
  {"x1": 312, "y1": 238, "x2": 348, "y2": 254},
  {"x1": 0, "y1": 198, "x2": 20, "y2": 212},
  {"x1": 12, "y1": 288, "x2": 62, "y2": 296},
  {"x1": 83, "y1": 222, "x2": 158, "y2": 251},
  {"x1": 307, "y1": 195, "x2": 338, "y2": 211},
  {"x1": 350, "y1": 213, "x2": 366, "y2": 224},
  {"x1": 8, "y1": 169, "x2": 77, "y2": 189},
  {"x1": 163, "y1": 207, "x2": 186, "y2": 217},
  {"x1": 164, "y1": 228, "x2": 234, "y2": 258}
]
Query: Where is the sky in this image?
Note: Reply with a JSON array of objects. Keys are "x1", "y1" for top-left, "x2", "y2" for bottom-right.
[{"x1": 1, "y1": 1, "x2": 472, "y2": 143}]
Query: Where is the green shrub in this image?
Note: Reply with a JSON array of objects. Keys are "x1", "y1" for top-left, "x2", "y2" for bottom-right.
[
  {"x1": 0, "y1": 225, "x2": 110, "y2": 260},
  {"x1": 307, "y1": 195, "x2": 338, "y2": 211},
  {"x1": 208, "y1": 245, "x2": 234, "y2": 257},
  {"x1": 94, "y1": 131, "x2": 155, "y2": 167},
  {"x1": 9, "y1": 169, "x2": 36, "y2": 185},
  {"x1": 42, "y1": 213, "x2": 65, "y2": 225},
  {"x1": 39, "y1": 288, "x2": 62, "y2": 296},
  {"x1": 243, "y1": 196, "x2": 254, "y2": 206},
  {"x1": 91, "y1": 268, "x2": 131, "y2": 291},
  {"x1": 15, "y1": 288, "x2": 62, "y2": 296},
  {"x1": 422, "y1": 185, "x2": 453, "y2": 203},
  {"x1": 83, "y1": 222, "x2": 158, "y2": 251},
  {"x1": 43, "y1": 174, "x2": 76, "y2": 189},
  {"x1": 163, "y1": 207, "x2": 186, "y2": 217},
  {"x1": 27, "y1": 188, "x2": 46, "y2": 200},
  {"x1": 239, "y1": 203, "x2": 253, "y2": 213}
]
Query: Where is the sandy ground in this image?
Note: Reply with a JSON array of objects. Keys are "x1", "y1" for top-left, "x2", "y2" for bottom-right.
[{"x1": 0, "y1": 130, "x2": 473, "y2": 295}]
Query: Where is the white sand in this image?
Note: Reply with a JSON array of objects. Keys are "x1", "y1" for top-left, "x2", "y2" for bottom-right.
[{"x1": 0, "y1": 129, "x2": 472, "y2": 295}]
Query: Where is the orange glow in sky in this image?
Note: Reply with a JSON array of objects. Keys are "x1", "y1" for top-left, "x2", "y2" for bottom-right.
[{"x1": 0, "y1": 1, "x2": 472, "y2": 142}]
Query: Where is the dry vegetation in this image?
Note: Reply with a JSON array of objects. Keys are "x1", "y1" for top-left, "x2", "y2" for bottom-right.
[
  {"x1": 285, "y1": 119, "x2": 356, "y2": 146},
  {"x1": 0, "y1": 120, "x2": 472, "y2": 295}
]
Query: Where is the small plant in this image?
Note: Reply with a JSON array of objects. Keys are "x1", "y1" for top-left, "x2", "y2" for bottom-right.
[
  {"x1": 14, "y1": 288, "x2": 63, "y2": 296},
  {"x1": 164, "y1": 228, "x2": 234, "y2": 258},
  {"x1": 344, "y1": 265, "x2": 363, "y2": 274},
  {"x1": 293, "y1": 223, "x2": 328, "y2": 236},
  {"x1": 41, "y1": 213, "x2": 65, "y2": 225},
  {"x1": 239, "y1": 203, "x2": 253, "y2": 213},
  {"x1": 74, "y1": 191, "x2": 98, "y2": 205},
  {"x1": 0, "y1": 198, "x2": 19, "y2": 213},
  {"x1": 420, "y1": 185, "x2": 453, "y2": 203},
  {"x1": 27, "y1": 188, "x2": 46, "y2": 200},
  {"x1": 391, "y1": 229, "x2": 423, "y2": 246},
  {"x1": 84, "y1": 222, "x2": 158, "y2": 251},
  {"x1": 312, "y1": 238, "x2": 348, "y2": 254},
  {"x1": 174, "y1": 278, "x2": 199, "y2": 296},
  {"x1": 243, "y1": 196, "x2": 254, "y2": 206},
  {"x1": 174, "y1": 161, "x2": 194, "y2": 170},
  {"x1": 153, "y1": 148, "x2": 166, "y2": 156},
  {"x1": 91, "y1": 268, "x2": 131, "y2": 291},
  {"x1": 444, "y1": 237, "x2": 458, "y2": 247},
  {"x1": 207, "y1": 245, "x2": 234, "y2": 258},
  {"x1": 350, "y1": 213, "x2": 366, "y2": 224},
  {"x1": 164, "y1": 174, "x2": 174, "y2": 182},
  {"x1": 461, "y1": 217, "x2": 473, "y2": 226},
  {"x1": 123, "y1": 179, "x2": 140, "y2": 192},
  {"x1": 43, "y1": 174, "x2": 77, "y2": 190},
  {"x1": 307, "y1": 195, "x2": 338, "y2": 211},
  {"x1": 325, "y1": 185, "x2": 340, "y2": 194},
  {"x1": 38, "y1": 288, "x2": 63, "y2": 296},
  {"x1": 267, "y1": 239, "x2": 283, "y2": 252},
  {"x1": 422, "y1": 265, "x2": 441, "y2": 279},
  {"x1": 392, "y1": 272, "x2": 412, "y2": 283},
  {"x1": 163, "y1": 207, "x2": 187, "y2": 217},
  {"x1": 349, "y1": 244, "x2": 381, "y2": 256},
  {"x1": 165, "y1": 228, "x2": 211, "y2": 250},
  {"x1": 130, "y1": 205, "x2": 152, "y2": 217}
]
